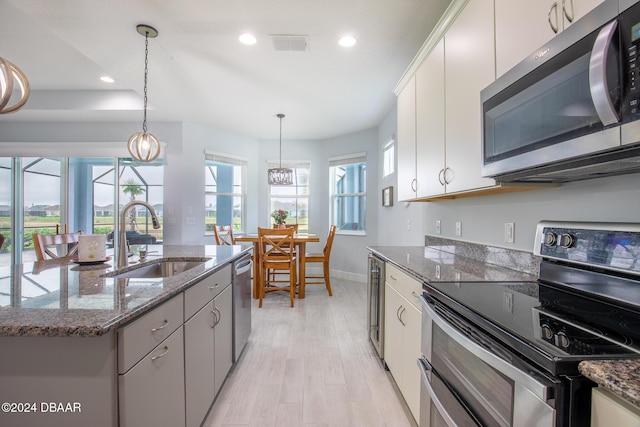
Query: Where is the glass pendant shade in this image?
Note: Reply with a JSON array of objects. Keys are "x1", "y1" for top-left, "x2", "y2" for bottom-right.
[
  {"x1": 128, "y1": 24, "x2": 161, "y2": 162},
  {"x1": 267, "y1": 113, "x2": 293, "y2": 185},
  {"x1": 268, "y1": 167, "x2": 294, "y2": 185},
  {"x1": 128, "y1": 131, "x2": 161, "y2": 162},
  {"x1": 0, "y1": 57, "x2": 30, "y2": 114}
]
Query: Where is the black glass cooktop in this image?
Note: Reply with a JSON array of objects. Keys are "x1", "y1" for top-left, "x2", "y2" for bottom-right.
[{"x1": 424, "y1": 272, "x2": 640, "y2": 376}]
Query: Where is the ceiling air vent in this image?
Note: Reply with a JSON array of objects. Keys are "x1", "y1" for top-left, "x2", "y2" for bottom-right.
[{"x1": 270, "y1": 34, "x2": 309, "y2": 52}]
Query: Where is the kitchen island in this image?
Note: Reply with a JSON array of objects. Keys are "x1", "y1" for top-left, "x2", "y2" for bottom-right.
[{"x1": 0, "y1": 244, "x2": 251, "y2": 427}]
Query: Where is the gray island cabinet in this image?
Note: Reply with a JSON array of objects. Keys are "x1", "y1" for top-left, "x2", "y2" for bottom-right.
[{"x1": 0, "y1": 245, "x2": 249, "y2": 427}]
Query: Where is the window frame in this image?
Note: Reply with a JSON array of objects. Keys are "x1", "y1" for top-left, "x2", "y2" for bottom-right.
[
  {"x1": 204, "y1": 152, "x2": 247, "y2": 235},
  {"x1": 383, "y1": 136, "x2": 396, "y2": 177},
  {"x1": 329, "y1": 153, "x2": 367, "y2": 236},
  {"x1": 267, "y1": 161, "x2": 310, "y2": 231}
]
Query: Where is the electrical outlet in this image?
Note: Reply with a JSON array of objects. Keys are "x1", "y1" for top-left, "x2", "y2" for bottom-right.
[
  {"x1": 503, "y1": 291, "x2": 514, "y2": 313},
  {"x1": 407, "y1": 219, "x2": 411, "y2": 231},
  {"x1": 505, "y1": 222, "x2": 515, "y2": 243},
  {"x1": 455, "y1": 221, "x2": 462, "y2": 236},
  {"x1": 436, "y1": 220, "x2": 441, "y2": 234}
]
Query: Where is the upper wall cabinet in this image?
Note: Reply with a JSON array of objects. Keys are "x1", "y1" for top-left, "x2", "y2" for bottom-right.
[
  {"x1": 443, "y1": 0, "x2": 496, "y2": 195},
  {"x1": 495, "y1": 0, "x2": 606, "y2": 77},
  {"x1": 397, "y1": 76, "x2": 418, "y2": 201}
]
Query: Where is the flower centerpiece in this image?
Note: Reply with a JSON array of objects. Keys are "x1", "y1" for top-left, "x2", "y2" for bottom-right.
[{"x1": 271, "y1": 209, "x2": 289, "y2": 226}]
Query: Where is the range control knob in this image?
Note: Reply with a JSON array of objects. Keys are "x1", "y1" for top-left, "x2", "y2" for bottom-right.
[
  {"x1": 543, "y1": 232, "x2": 558, "y2": 247},
  {"x1": 556, "y1": 331, "x2": 570, "y2": 348},
  {"x1": 558, "y1": 233, "x2": 576, "y2": 248},
  {"x1": 541, "y1": 324, "x2": 554, "y2": 340}
]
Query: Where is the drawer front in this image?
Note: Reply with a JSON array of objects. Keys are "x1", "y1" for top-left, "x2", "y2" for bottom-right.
[
  {"x1": 386, "y1": 263, "x2": 422, "y2": 311},
  {"x1": 184, "y1": 265, "x2": 231, "y2": 321},
  {"x1": 118, "y1": 294, "x2": 184, "y2": 374}
]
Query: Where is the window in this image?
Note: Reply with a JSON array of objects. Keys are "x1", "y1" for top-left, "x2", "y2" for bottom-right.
[
  {"x1": 383, "y1": 137, "x2": 395, "y2": 177},
  {"x1": 268, "y1": 162, "x2": 310, "y2": 231},
  {"x1": 205, "y1": 153, "x2": 246, "y2": 233},
  {"x1": 330, "y1": 153, "x2": 366, "y2": 234}
]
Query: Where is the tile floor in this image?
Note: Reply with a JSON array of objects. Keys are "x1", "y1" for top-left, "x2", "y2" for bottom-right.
[{"x1": 203, "y1": 278, "x2": 417, "y2": 427}]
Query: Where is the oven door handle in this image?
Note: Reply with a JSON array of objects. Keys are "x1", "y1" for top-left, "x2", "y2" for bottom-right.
[
  {"x1": 418, "y1": 357, "x2": 459, "y2": 427},
  {"x1": 424, "y1": 303, "x2": 553, "y2": 402}
]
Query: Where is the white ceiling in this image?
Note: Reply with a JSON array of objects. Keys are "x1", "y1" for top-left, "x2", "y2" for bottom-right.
[{"x1": 0, "y1": 0, "x2": 451, "y2": 140}]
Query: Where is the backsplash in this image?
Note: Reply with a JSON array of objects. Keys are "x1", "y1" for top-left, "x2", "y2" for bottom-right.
[{"x1": 425, "y1": 235, "x2": 540, "y2": 276}]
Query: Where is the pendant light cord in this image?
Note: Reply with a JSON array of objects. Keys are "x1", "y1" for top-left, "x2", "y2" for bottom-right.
[
  {"x1": 142, "y1": 31, "x2": 150, "y2": 133},
  {"x1": 279, "y1": 114, "x2": 283, "y2": 168}
]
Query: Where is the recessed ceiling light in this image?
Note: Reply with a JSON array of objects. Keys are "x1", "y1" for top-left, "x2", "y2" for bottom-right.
[
  {"x1": 100, "y1": 76, "x2": 115, "y2": 83},
  {"x1": 239, "y1": 33, "x2": 257, "y2": 45},
  {"x1": 338, "y1": 35, "x2": 357, "y2": 47}
]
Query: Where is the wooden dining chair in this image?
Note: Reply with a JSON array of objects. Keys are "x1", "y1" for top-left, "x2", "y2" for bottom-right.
[
  {"x1": 0, "y1": 233, "x2": 4, "y2": 251},
  {"x1": 304, "y1": 225, "x2": 336, "y2": 296},
  {"x1": 32, "y1": 231, "x2": 83, "y2": 261},
  {"x1": 257, "y1": 227, "x2": 297, "y2": 308},
  {"x1": 213, "y1": 224, "x2": 235, "y2": 245}
]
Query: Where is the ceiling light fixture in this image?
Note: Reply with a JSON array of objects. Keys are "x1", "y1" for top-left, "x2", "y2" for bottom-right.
[
  {"x1": 267, "y1": 113, "x2": 294, "y2": 185},
  {"x1": 100, "y1": 76, "x2": 115, "y2": 83},
  {"x1": 127, "y1": 24, "x2": 162, "y2": 162},
  {"x1": 338, "y1": 35, "x2": 357, "y2": 47},
  {"x1": 239, "y1": 33, "x2": 257, "y2": 45},
  {"x1": 0, "y1": 56, "x2": 30, "y2": 114}
]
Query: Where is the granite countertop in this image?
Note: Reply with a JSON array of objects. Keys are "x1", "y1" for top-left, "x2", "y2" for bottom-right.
[
  {"x1": 367, "y1": 244, "x2": 539, "y2": 283},
  {"x1": 0, "y1": 244, "x2": 252, "y2": 338},
  {"x1": 579, "y1": 360, "x2": 640, "y2": 407}
]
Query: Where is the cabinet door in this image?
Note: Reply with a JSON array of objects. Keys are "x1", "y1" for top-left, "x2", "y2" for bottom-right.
[
  {"x1": 214, "y1": 284, "x2": 233, "y2": 394},
  {"x1": 401, "y1": 303, "x2": 422, "y2": 423},
  {"x1": 416, "y1": 38, "x2": 446, "y2": 198},
  {"x1": 383, "y1": 284, "x2": 403, "y2": 377},
  {"x1": 444, "y1": 0, "x2": 496, "y2": 194},
  {"x1": 119, "y1": 327, "x2": 185, "y2": 427},
  {"x1": 591, "y1": 388, "x2": 640, "y2": 427},
  {"x1": 397, "y1": 76, "x2": 417, "y2": 201},
  {"x1": 568, "y1": 0, "x2": 607, "y2": 28},
  {"x1": 184, "y1": 301, "x2": 216, "y2": 427},
  {"x1": 495, "y1": 0, "x2": 559, "y2": 77}
]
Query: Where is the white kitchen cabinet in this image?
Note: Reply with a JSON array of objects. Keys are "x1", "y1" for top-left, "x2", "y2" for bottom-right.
[
  {"x1": 397, "y1": 75, "x2": 418, "y2": 201},
  {"x1": 416, "y1": 38, "x2": 446, "y2": 198},
  {"x1": 384, "y1": 264, "x2": 422, "y2": 423},
  {"x1": 443, "y1": 0, "x2": 497, "y2": 194},
  {"x1": 495, "y1": 0, "x2": 606, "y2": 77},
  {"x1": 591, "y1": 387, "x2": 640, "y2": 426},
  {"x1": 119, "y1": 326, "x2": 186, "y2": 427},
  {"x1": 185, "y1": 280, "x2": 233, "y2": 427}
]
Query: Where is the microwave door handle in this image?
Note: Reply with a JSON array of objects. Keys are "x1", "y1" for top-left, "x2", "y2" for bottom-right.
[
  {"x1": 418, "y1": 357, "x2": 459, "y2": 427},
  {"x1": 589, "y1": 19, "x2": 619, "y2": 126}
]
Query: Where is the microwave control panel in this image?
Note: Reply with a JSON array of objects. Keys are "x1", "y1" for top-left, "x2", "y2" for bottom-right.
[{"x1": 621, "y1": 1, "x2": 640, "y2": 120}]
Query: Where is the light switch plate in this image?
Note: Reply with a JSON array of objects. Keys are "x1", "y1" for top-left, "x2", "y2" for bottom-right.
[
  {"x1": 505, "y1": 222, "x2": 515, "y2": 243},
  {"x1": 455, "y1": 221, "x2": 462, "y2": 236},
  {"x1": 436, "y1": 220, "x2": 441, "y2": 234}
]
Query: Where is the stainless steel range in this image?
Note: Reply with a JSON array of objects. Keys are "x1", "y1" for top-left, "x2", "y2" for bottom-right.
[{"x1": 418, "y1": 221, "x2": 640, "y2": 426}]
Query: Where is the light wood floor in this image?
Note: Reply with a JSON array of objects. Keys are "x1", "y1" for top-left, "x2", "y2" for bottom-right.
[{"x1": 203, "y1": 278, "x2": 417, "y2": 427}]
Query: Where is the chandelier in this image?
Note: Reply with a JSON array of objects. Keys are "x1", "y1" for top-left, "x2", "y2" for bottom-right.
[
  {"x1": 0, "y1": 56, "x2": 30, "y2": 114},
  {"x1": 127, "y1": 24, "x2": 162, "y2": 162},
  {"x1": 267, "y1": 113, "x2": 294, "y2": 185}
]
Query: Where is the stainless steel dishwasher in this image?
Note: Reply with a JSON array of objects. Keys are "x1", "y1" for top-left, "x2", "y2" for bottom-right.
[{"x1": 232, "y1": 252, "x2": 252, "y2": 362}]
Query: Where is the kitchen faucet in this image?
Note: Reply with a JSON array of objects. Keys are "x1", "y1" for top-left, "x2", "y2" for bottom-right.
[{"x1": 118, "y1": 201, "x2": 161, "y2": 268}]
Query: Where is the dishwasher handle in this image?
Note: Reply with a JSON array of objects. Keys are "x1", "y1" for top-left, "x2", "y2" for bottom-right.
[{"x1": 234, "y1": 257, "x2": 253, "y2": 276}]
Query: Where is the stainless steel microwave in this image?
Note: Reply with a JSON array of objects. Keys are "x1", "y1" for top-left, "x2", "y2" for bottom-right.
[{"x1": 481, "y1": 0, "x2": 640, "y2": 182}]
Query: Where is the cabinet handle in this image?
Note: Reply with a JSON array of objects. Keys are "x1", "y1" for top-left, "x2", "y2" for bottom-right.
[
  {"x1": 548, "y1": 2, "x2": 559, "y2": 33},
  {"x1": 389, "y1": 275, "x2": 396, "y2": 282},
  {"x1": 151, "y1": 319, "x2": 169, "y2": 332},
  {"x1": 411, "y1": 178, "x2": 417, "y2": 192},
  {"x1": 444, "y1": 167, "x2": 454, "y2": 184},
  {"x1": 396, "y1": 305, "x2": 403, "y2": 322},
  {"x1": 211, "y1": 308, "x2": 219, "y2": 328},
  {"x1": 151, "y1": 346, "x2": 169, "y2": 361},
  {"x1": 412, "y1": 291, "x2": 420, "y2": 300},
  {"x1": 438, "y1": 169, "x2": 445, "y2": 186},
  {"x1": 209, "y1": 283, "x2": 219, "y2": 290},
  {"x1": 562, "y1": 0, "x2": 574, "y2": 24},
  {"x1": 399, "y1": 307, "x2": 406, "y2": 326}
]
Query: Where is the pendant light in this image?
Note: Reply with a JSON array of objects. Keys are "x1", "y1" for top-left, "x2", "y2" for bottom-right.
[
  {"x1": 0, "y1": 56, "x2": 30, "y2": 114},
  {"x1": 267, "y1": 113, "x2": 294, "y2": 185},
  {"x1": 127, "y1": 24, "x2": 162, "y2": 162}
]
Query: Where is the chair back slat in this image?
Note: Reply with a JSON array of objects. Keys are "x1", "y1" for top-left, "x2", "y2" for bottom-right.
[
  {"x1": 214, "y1": 224, "x2": 235, "y2": 245},
  {"x1": 323, "y1": 225, "x2": 337, "y2": 257},
  {"x1": 258, "y1": 227, "x2": 295, "y2": 260},
  {"x1": 33, "y1": 232, "x2": 83, "y2": 261}
]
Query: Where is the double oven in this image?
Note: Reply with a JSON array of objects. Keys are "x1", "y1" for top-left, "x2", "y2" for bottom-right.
[{"x1": 418, "y1": 221, "x2": 640, "y2": 426}]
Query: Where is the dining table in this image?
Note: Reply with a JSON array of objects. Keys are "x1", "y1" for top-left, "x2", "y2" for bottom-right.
[{"x1": 235, "y1": 232, "x2": 319, "y2": 299}]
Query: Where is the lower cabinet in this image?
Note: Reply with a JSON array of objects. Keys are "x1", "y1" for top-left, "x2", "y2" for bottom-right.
[
  {"x1": 118, "y1": 327, "x2": 186, "y2": 427},
  {"x1": 185, "y1": 284, "x2": 233, "y2": 427},
  {"x1": 591, "y1": 387, "x2": 640, "y2": 427},
  {"x1": 384, "y1": 265, "x2": 422, "y2": 423}
]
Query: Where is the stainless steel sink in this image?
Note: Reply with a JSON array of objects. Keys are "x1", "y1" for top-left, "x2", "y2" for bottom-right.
[{"x1": 103, "y1": 257, "x2": 210, "y2": 279}]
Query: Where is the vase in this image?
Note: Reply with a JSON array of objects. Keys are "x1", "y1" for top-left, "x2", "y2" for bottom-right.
[{"x1": 277, "y1": 223, "x2": 287, "y2": 229}]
